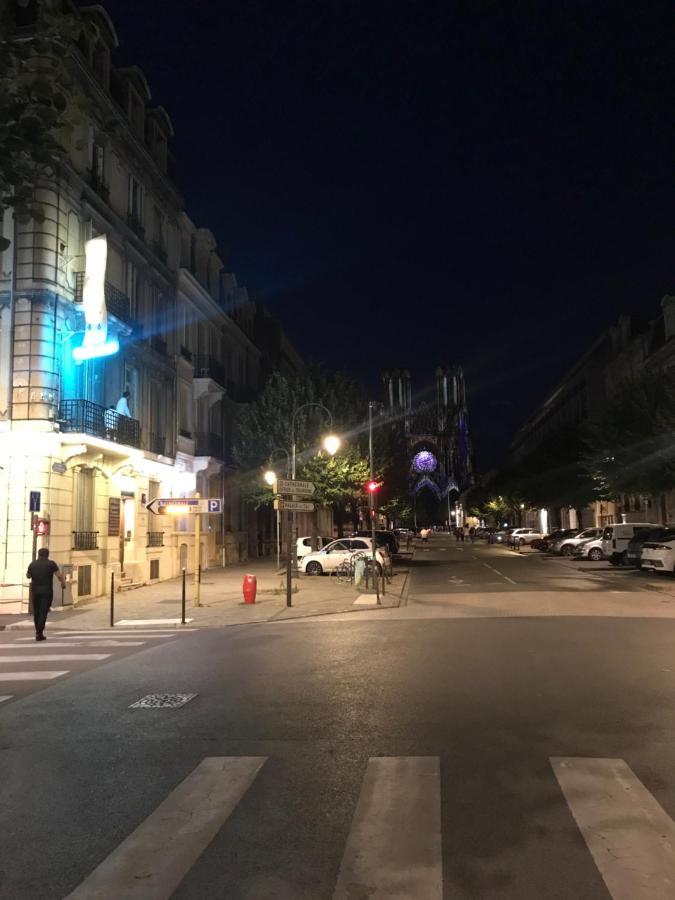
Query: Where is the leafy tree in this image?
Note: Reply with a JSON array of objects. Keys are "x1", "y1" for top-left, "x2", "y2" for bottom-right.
[
  {"x1": 585, "y1": 368, "x2": 675, "y2": 499},
  {"x1": 0, "y1": 0, "x2": 92, "y2": 249}
]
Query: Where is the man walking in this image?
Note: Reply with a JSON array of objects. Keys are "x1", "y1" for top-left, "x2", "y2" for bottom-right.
[{"x1": 26, "y1": 548, "x2": 65, "y2": 641}]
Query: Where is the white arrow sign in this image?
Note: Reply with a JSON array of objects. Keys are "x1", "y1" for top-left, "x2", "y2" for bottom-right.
[
  {"x1": 274, "y1": 478, "x2": 316, "y2": 496},
  {"x1": 274, "y1": 499, "x2": 315, "y2": 512},
  {"x1": 146, "y1": 498, "x2": 223, "y2": 515}
]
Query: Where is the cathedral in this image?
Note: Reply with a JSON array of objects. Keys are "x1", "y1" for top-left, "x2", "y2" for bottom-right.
[{"x1": 382, "y1": 368, "x2": 473, "y2": 526}]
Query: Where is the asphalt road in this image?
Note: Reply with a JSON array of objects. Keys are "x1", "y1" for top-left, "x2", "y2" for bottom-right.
[{"x1": 1, "y1": 538, "x2": 674, "y2": 899}]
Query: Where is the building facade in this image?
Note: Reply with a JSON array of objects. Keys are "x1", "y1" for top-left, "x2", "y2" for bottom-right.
[{"x1": 0, "y1": 2, "x2": 293, "y2": 612}]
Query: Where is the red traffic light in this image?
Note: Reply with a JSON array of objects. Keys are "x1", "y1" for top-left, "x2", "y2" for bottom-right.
[{"x1": 366, "y1": 480, "x2": 381, "y2": 493}]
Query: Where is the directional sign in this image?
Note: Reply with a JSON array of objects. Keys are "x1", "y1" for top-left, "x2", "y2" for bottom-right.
[
  {"x1": 274, "y1": 478, "x2": 316, "y2": 496},
  {"x1": 29, "y1": 491, "x2": 41, "y2": 512},
  {"x1": 146, "y1": 497, "x2": 223, "y2": 515},
  {"x1": 274, "y1": 499, "x2": 315, "y2": 512}
]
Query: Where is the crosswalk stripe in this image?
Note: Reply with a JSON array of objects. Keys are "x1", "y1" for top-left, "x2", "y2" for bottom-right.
[
  {"x1": 115, "y1": 618, "x2": 193, "y2": 626},
  {"x1": 64, "y1": 756, "x2": 266, "y2": 900},
  {"x1": 0, "y1": 654, "x2": 110, "y2": 662},
  {"x1": 333, "y1": 756, "x2": 442, "y2": 900},
  {"x1": 10, "y1": 641, "x2": 146, "y2": 648},
  {"x1": 16, "y1": 633, "x2": 175, "y2": 641},
  {"x1": 0, "y1": 671, "x2": 68, "y2": 681},
  {"x1": 551, "y1": 757, "x2": 675, "y2": 900}
]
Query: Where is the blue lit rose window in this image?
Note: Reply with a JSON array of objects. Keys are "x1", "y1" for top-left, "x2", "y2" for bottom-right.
[{"x1": 413, "y1": 450, "x2": 437, "y2": 473}]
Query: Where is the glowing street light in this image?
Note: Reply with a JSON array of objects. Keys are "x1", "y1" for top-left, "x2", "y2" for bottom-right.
[
  {"x1": 263, "y1": 469, "x2": 277, "y2": 486},
  {"x1": 322, "y1": 433, "x2": 341, "y2": 456}
]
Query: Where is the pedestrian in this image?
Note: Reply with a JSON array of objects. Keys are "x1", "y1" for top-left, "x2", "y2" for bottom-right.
[
  {"x1": 454, "y1": 528, "x2": 460, "y2": 542},
  {"x1": 26, "y1": 548, "x2": 65, "y2": 641},
  {"x1": 420, "y1": 527, "x2": 430, "y2": 543},
  {"x1": 115, "y1": 389, "x2": 132, "y2": 417},
  {"x1": 469, "y1": 526, "x2": 476, "y2": 544}
]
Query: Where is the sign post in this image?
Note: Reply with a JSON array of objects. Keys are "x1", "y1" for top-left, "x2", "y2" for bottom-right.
[
  {"x1": 274, "y1": 480, "x2": 316, "y2": 607},
  {"x1": 29, "y1": 491, "x2": 41, "y2": 562},
  {"x1": 194, "y1": 492, "x2": 201, "y2": 607}
]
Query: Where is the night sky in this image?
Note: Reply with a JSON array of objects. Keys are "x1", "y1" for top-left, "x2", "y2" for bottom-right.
[{"x1": 102, "y1": 0, "x2": 674, "y2": 468}]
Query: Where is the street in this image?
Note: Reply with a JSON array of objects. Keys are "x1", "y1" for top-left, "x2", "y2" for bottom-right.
[{"x1": 1, "y1": 535, "x2": 675, "y2": 899}]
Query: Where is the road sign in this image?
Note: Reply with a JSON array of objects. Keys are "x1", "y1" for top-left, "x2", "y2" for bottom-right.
[
  {"x1": 274, "y1": 478, "x2": 316, "y2": 496},
  {"x1": 29, "y1": 491, "x2": 40, "y2": 512},
  {"x1": 146, "y1": 497, "x2": 223, "y2": 515},
  {"x1": 274, "y1": 499, "x2": 315, "y2": 512}
]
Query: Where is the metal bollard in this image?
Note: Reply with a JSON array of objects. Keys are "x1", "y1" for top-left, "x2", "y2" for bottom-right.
[
  {"x1": 110, "y1": 572, "x2": 115, "y2": 627},
  {"x1": 181, "y1": 568, "x2": 186, "y2": 625}
]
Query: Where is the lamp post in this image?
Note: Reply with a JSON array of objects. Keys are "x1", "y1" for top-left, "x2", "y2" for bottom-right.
[
  {"x1": 368, "y1": 401, "x2": 380, "y2": 604},
  {"x1": 263, "y1": 447, "x2": 290, "y2": 571},
  {"x1": 290, "y1": 402, "x2": 340, "y2": 576}
]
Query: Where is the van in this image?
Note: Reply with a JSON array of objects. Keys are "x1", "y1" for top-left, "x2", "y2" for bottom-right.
[{"x1": 601, "y1": 523, "x2": 661, "y2": 565}]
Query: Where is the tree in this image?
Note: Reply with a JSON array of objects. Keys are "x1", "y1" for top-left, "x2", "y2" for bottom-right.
[
  {"x1": 585, "y1": 368, "x2": 675, "y2": 500},
  {"x1": 0, "y1": 0, "x2": 92, "y2": 249}
]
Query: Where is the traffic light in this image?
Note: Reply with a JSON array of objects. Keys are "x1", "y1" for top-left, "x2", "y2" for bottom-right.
[{"x1": 366, "y1": 480, "x2": 381, "y2": 493}]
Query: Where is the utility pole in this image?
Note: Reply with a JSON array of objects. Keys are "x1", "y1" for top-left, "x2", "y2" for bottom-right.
[{"x1": 194, "y1": 491, "x2": 201, "y2": 607}]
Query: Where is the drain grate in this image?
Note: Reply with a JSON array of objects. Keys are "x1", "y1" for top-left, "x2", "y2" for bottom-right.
[{"x1": 129, "y1": 693, "x2": 197, "y2": 709}]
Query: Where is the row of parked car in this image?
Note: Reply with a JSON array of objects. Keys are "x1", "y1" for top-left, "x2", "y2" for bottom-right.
[
  {"x1": 528, "y1": 522, "x2": 675, "y2": 571},
  {"x1": 296, "y1": 530, "x2": 400, "y2": 576}
]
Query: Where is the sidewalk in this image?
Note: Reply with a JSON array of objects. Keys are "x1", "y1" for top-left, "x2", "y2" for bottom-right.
[{"x1": 0, "y1": 556, "x2": 410, "y2": 630}]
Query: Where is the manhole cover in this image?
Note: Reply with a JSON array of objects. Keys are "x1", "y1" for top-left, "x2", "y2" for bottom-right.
[{"x1": 129, "y1": 693, "x2": 197, "y2": 709}]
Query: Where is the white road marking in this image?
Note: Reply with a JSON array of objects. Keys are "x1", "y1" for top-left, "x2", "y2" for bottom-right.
[
  {"x1": 551, "y1": 757, "x2": 675, "y2": 900},
  {"x1": 0, "y1": 654, "x2": 110, "y2": 662},
  {"x1": 11, "y1": 640, "x2": 146, "y2": 648},
  {"x1": 333, "y1": 756, "x2": 442, "y2": 900},
  {"x1": 0, "y1": 671, "x2": 68, "y2": 681},
  {"x1": 482, "y1": 563, "x2": 517, "y2": 584},
  {"x1": 0, "y1": 695, "x2": 11, "y2": 703},
  {"x1": 65, "y1": 756, "x2": 266, "y2": 900},
  {"x1": 353, "y1": 595, "x2": 380, "y2": 605},
  {"x1": 114, "y1": 618, "x2": 193, "y2": 626}
]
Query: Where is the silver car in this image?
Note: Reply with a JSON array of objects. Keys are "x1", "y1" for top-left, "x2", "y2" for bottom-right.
[
  {"x1": 553, "y1": 527, "x2": 603, "y2": 556},
  {"x1": 573, "y1": 536, "x2": 604, "y2": 561}
]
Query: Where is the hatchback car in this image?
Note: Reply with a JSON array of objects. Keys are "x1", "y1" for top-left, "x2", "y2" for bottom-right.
[
  {"x1": 300, "y1": 538, "x2": 385, "y2": 576},
  {"x1": 296, "y1": 536, "x2": 332, "y2": 561},
  {"x1": 507, "y1": 528, "x2": 545, "y2": 546},
  {"x1": 639, "y1": 529, "x2": 675, "y2": 574},
  {"x1": 624, "y1": 527, "x2": 670, "y2": 569},
  {"x1": 553, "y1": 528, "x2": 603, "y2": 556},
  {"x1": 573, "y1": 536, "x2": 604, "y2": 561}
]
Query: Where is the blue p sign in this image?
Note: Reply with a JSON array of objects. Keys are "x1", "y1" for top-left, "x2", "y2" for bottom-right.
[{"x1": 208, "y1": 499, "x2": 222, "y2": 513}]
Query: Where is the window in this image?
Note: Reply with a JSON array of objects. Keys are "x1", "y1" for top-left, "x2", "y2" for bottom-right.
[
  {"x1": 92, "y1": 141, "x2": 105, "y2": 185},
  {"x1": 77, "y1": 565, "x2": 92, "y2": 596},
  {"x1": 74, "y1": 468, "x2": 95, "y2": 532},
  {"x1": 148, "y1": 480, "x2": 160, "y2": 502},
  {"x1": 128, "y1": 175, "x2": 143, "y2": 223},
  {"x1": 153, "y1": 205, "x2": 165, "y2": 252},
  {"x1": 350, "y1": 540, "x2": 369, "y2": 550},
  {"x1": 150, "y1": 559, "x2": 160, "y2": 580}
]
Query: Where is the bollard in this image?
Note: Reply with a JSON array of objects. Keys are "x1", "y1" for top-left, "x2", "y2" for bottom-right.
[
  {"x1": 181, "y1": 568, "x2": 186, "y2": 625},
  {"x1": 243, "y1": 574, "x2": 257, "y2": 604},
  {"x1": 110, "y1": 571, "x2": 115, "y2": 627}
]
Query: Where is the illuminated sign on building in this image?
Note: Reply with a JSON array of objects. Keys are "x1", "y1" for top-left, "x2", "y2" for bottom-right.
[{"x1": 73, "y1": 235, "x2": 120, "y2": 362}]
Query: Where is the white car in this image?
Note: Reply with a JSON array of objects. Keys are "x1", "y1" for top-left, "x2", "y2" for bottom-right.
[
  {"x1": 553, "y1": 527, "x2": 603, "y2": 556},
  {"x1": 296, "y1": 536, "x2": 332, "y2": 561},
  {"x1": 573, "y1": 537, "x2": 604, "y2": 561},
  {"x1": 507, "y1": 528, "x2": 544, "y2": 546},
  {"x1": 639, "y1": 530, "x2": 675, "y2": 573},
  {"x1": 300, "y1": 537, "x2": 385, "y2": 576}
]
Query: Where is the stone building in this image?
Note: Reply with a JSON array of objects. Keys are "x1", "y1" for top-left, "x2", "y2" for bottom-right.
[{"x1": 0, "y1": 2, "x2": 300, "y2": 612}]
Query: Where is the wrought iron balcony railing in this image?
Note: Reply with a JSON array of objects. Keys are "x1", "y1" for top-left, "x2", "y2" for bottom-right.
[
  {"x1": 195, "y1": 432, "x2": 223, "y2": 458},
  {"x1": 72, "y1": 531, "x2": 99, "y2": 551},
  {"x1": 73, "y1": 272, "x2": 134, "y2": 326},
  {"x1": 194, "y1": 355, "x2": 225, "y2": 386},
  {"x1": 59, "y1": 398, "x2": 141, "y2": 448}
]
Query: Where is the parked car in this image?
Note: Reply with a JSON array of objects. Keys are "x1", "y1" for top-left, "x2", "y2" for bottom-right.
[
  {"x1": 300, "y1": 537, "x2": 385, "y2": 576},
  {"x1": 507, "y1": 527, "x2": 545, "y2": 546},
  {"x1": 489, "y1": 528, "x2": 513, "y2": 544},
  {"x1": 638, "y1": 529, "x2": 675, "y2": 574},
  {"x1": 573, "y1": 536, "x2": 605, "y2": 561},
  {"x1": 624, "y1": 527, "x2": 671, "y2": 569},
  {"x1": 353, "y1": 529, "x2": 400, "y2": 556},
  {"x1": 553, "y1": 527, "x2": 603, "y2": 556},
  {"x1": 602, "y1": 522, "x2": 661, "y2": 566},
  {"x1": 296, "y1": 536, "x2": 333, "y2": 561}
]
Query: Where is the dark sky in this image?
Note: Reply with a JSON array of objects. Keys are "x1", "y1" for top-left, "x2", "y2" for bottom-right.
[{"x1": 102, "y1": 0, "x2": 674, "y2": 468}]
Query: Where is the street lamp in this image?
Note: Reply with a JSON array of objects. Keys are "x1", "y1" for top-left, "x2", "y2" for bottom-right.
[
  {"x1": 264, "y1": 448, "x2": 290, "y2": 571},
  {"x1": 322, "y1": 433, "x2": 341, "y2": 456}
]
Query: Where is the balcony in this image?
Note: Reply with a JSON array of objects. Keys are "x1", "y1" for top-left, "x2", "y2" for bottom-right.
[
  {"x1": 72, "y1": 531, "x2": 99, "y2": 551},
  {"x1": 150, "y1": 433, "x2": 166, "y2": 455},
  {"x1": 59, "y1": 398, "x2": 141, "y2": 449},
  {"x1": 87, "y1": 169, "x2": 110, "y2": 203},
  {"x1": 147, "y1": 531, "x2": 164, "y2": 548},
  {"x1": 74, "y1": 273, "x2": 135, "y2": 327},
  {"x1": 195, "y1": 432, "x2": 223, "y2": 458},
  {"x1": 127, "y1": 212, "x2": 145, "y2": 239},
  {"x1": 194, "y1": 355, "x2": 225, "y2": 386}
]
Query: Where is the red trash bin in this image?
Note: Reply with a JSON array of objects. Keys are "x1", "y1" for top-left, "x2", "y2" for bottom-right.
[{"x1": 243, "y1": 574, "x2": 257, "y2": 604}]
